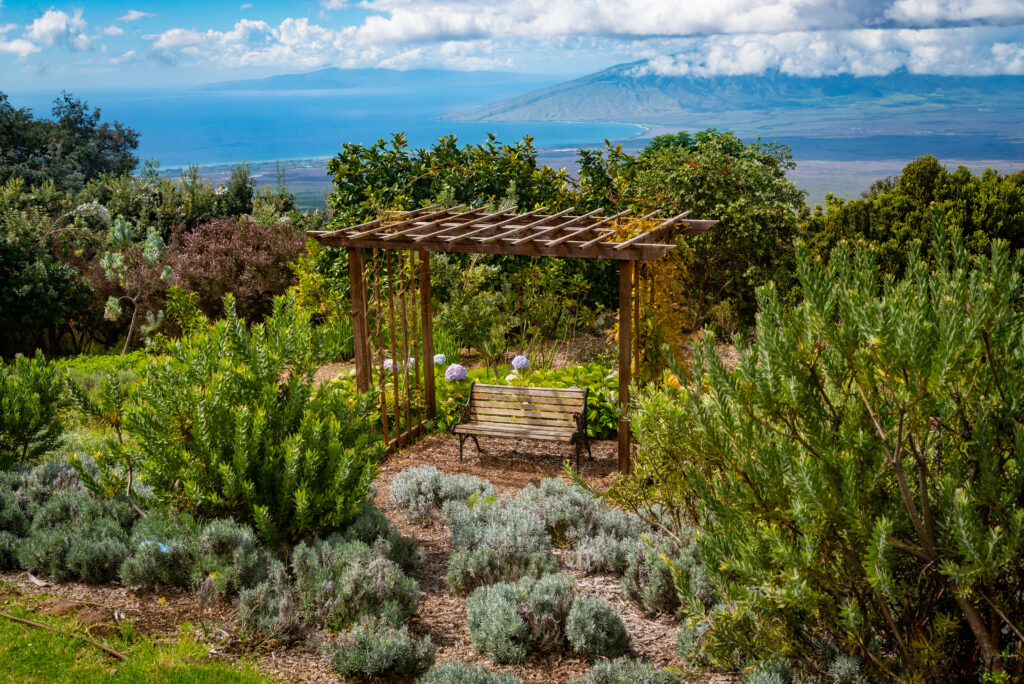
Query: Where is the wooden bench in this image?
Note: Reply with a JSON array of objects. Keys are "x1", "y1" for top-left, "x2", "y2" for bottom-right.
[{"x1": 451, "y1": 383, "x2": 592, "y2": 465}]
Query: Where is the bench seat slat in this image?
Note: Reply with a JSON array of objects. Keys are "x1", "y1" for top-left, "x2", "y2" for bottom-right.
[
  {"x1": 472, "y1": 405, "x2": 577, "y2": 420},
  {"x1": 455, "y1": 422, "x2": 575, "y2": 441},
  {"x1": 472, "y1": 393, "x2": 584, "y2": 410},
  {"x1": 470, "y1": 412, "x2": 575, "y2": 428},
  {"x1": 472, "y1": 384, "x2": 585, "y2": 399}
]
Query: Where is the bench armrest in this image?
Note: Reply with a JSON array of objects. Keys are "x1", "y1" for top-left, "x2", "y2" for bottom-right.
[{"x1": 450, "y1": 382, "x2": 475, "y2": 435}]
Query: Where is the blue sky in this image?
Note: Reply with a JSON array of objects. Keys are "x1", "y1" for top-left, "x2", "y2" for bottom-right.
[{"x1": 1, "y1": 1, "x2": 1022, "y2": 90}]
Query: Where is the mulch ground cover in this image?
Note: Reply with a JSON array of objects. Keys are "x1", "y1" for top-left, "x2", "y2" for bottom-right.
[{"x1": 1, "y1": 433, "x2": 736, "y2": 683}]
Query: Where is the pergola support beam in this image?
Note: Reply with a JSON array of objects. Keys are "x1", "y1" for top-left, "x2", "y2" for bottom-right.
[{"x1": 348, "y1": 248, "x2": 372, "y2": 393}]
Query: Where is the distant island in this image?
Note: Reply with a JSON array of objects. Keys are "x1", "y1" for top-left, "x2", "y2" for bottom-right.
[{"x1": 444, "y1": 61, "x2": 1024, "y2": 142}]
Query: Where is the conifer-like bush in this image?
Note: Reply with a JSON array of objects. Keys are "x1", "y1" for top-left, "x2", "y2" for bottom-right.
[
  {"x1": 568, "y1": 658, "x2": 679, "y2": 684},
  {"x1": 388, "y1": 465, "x2": 495, "y2": 521},
  {"x1": 421, "y1": 661, "x2": 523, "y2": 684},
  {"x1": 124, "y1": 293, "x2": 382, "y2": 545},
  {"x1": 565, "y1": 595, "x2": 632, "y2": 659},
  {"x1": 323, "y1": 616, "x2": 435, "y2": 678},
  {"x1": 0, "y1": 352, "x2": 66, "y2": 471},
  {"x1": 620, "y1": 219, "x2": 1024, "y2": 679}
]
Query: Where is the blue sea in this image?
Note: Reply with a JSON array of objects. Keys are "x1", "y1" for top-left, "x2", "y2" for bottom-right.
[{"x1": 5, "y1": 87, "x2": 643, "y2": 169}]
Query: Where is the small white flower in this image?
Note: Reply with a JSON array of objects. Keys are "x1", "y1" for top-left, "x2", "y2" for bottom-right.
[{"x1": 505, "y1": 374, "x2": 518, "y2": 383}]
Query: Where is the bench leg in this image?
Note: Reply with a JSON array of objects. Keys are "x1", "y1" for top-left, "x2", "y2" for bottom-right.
[
  {"x1": 458, "y1": 434, "x2": 466, "y2": 461},
  {"x1": 585, "y1": 437, "x2": 592, "y2": 461},
  {"x1": 471, "y1": 435, "x2": 483, "y2": 455},
  {"x1": 574, "y1": 441, "x2": 582, "y2": 469}
]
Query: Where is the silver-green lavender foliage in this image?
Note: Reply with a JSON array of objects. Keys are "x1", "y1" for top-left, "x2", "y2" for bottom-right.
[
  {"x1": 324, "y1": 616, "x2": 435, "y2": 678},
  {"x1": 569, "y1": 533, "x2": 633, "y2": 574},
  {"x1": 192, "y1": 518, "x2": 275, "y2": 600},
  {"x1": 621, "y1": 535, "x2": 687, "y2": 615},
  {"x1": 329, "y1": 499, "x2": 421, "y2": 571},
  {"x1": 444, "y1": 497, "x2": 558, "y2": 593},
  {"x1": 237, "y1": 559, "x2": 301, "y2": 642},
  {"x1": 291, "y1": 538, "x2": 418, "y2": 630},
  {"x1": 568, "y1": 658, "x2": 680, "y2": 684},
  {"x1": 740, "y1": 660, "x2": 794, "y2": 684},
  {"x1": 465, "y1": 573, "x2": 577, "y2": 664},
  {"x1": 388, "y1": 465, "x2": 495, "y2": 521},
  {"x1": 565, "y1": 595, "x2": 632, "y2": 659},
  {"x1": 119, "y1": 508, "x2": 198, "y2": 588},
  {"x1": 420, "y1": 661, "x2": 523, "y2": 684}
]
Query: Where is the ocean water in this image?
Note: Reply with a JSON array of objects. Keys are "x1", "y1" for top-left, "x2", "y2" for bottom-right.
[{"x1": 5, "y1": 87, "x2": 643, "y2": 169}]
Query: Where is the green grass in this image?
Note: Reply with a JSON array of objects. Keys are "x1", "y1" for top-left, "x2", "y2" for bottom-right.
[{"x1": 0, "y1": 596, "x2": 273, "y2": 683}]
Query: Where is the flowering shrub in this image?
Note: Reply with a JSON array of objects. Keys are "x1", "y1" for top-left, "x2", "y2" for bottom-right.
[
  {"x1": 383, "y1": 358, "x2": 396, "y2": 372},
  {"x1": 444, "y1": 363, "x2": 468, "y2": 381},
  {"x1": 511, "y1": 355, "x2": 529, "y2": 371},
  {"x1": 433, "y1": 354, "x2": 447, "y2": 366}
]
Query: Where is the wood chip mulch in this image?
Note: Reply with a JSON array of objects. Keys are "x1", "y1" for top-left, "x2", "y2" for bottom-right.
[{"x1": 0, "y1": 434, "x2": 736, "y2": 683}]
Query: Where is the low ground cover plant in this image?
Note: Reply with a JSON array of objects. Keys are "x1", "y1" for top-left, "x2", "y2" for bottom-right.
[
  {"x1": 322, "y1": 615, "x2": 435, "y2": 678},
  {"x1": 568, "y1": 657, "x2": 680, "y2": 684},
  {"x1": 466, "y1": 573, "x2": 631, "y2": 664},
  {"x1": 421, "y1": 661, "x2": 523, "y2": 684},
  {"x1": 388, "y1": 465, "x2": 495, "y2": 522}
]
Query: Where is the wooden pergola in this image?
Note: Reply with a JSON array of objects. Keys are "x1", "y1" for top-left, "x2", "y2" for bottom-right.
[{"x1": 309, "y1": 205, "x2": 717, "y2": 472}]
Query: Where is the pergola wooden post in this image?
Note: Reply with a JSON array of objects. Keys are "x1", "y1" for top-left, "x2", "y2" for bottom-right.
[
  {"x1": 618, "y1": 261, "x2": 633, "y2": 473},
  {"x1": 311, "y1": 207, "x2": 716, "y2": 471}
]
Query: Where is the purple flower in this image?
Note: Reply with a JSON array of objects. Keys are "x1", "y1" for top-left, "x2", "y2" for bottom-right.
[
  {"x1": 383, "y1": 358, "x2": 396, "y2": 372},
  {"x1": 445, "y1": 363, "x2": 468, "y2": 381},
  {"x1": 433, "y1": 353, "x2": 447, "y2": 365},
  {"x1": 407, "y1": 357, "x2": 417, "y2": 367},
  {"x1": 511, "y1": 355, "x2": 529, "y2": 371}
]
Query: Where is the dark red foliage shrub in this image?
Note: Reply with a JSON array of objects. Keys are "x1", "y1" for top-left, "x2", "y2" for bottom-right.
[{"x1": 167, "y1": 218, "x2": 306, "y2": 321}]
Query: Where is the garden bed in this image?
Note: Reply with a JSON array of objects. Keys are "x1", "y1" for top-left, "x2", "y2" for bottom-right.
[{"x1": 2, "y1": 434, "x2": 735, "y2": 683}]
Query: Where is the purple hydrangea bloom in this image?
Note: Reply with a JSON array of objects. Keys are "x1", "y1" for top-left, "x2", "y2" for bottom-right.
[
  {"x1": 383, "y1": 358, "x2": 396, "y2": 372},
  {"x1": 511, "y1": 355, "x2": 529, "y2": 371},
  {"x1": 407, "y1": 357, "x2": 416, "y2": 367},
  {"x1": 433, "y1": 353, "x2": 446, "y2": 365},
  {"x1": 445, "y1": 363, "x2": 468, "y2": 381}
]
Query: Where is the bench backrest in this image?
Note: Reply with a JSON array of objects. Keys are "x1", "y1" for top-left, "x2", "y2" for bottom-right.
[{"x1": 467, "y1": 383, "x2": 587, "y2": 431}]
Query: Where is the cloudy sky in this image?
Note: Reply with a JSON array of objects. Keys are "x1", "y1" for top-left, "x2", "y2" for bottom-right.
[{"x1": 1, "y1": 1, "x2": 1022, "y2": 89}]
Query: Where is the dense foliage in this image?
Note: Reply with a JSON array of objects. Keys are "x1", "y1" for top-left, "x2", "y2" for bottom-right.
[
  {"x1": 123, "y1": 295, "x2": 382, "y2": 545},
  {"x1": 612, "y1": 219, "x2": 1024, "y2": 679},
  {"x1": 0, "y1": 353, "x2": 66, "y2": 470},
  {"x1": 803, "y1": 156, "x2": 1024, "y2": 276},
  {"x1": 0, "y1": 92, "x2": 139, "y2": 190}
]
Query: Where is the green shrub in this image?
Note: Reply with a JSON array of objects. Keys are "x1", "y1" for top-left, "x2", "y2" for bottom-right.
[
  {"x1": 388, "y1": 465, "x2": 495, "y2": 521},
  {"x1": 323, "y1": 617, "x2": 435, "y2": 678},
  {"x1": 739, "y1": 660, "x2": 794, "y2": 684},
  {"x1": 16, "y1": 491, "x2": 133, "y2": 583},
  {"x1": 565, "y1": 595, "x2": 632, "y2": 659},
  {"x1": 124, "y1": 294, "x2": 382, "y2": 545},
  {"x1": 466, "y1": 573, "x2": 576, "y2": 664},
  {"x1": 0, "y1": 352, "x2": 65, "y2": 470},
  {"x1": 568, "y1": 658, "x2": 679, "y2": 684},
  {"x1": 292, "y1": 538, "x2": 418, "y2": 630},
  {"x1": 0, "y1": 462, "x2": 83, "y2": 520},
  {"x1": 192, "y1": 519, "x2": 274, "y2": 600},
  {"x1": 444, "y1": 498, "x2": 558, "y2": 593},
  {"x1": 615, "y1": 222, "x2": 1024, "y2": 678},
  {"x1": 569, "y1": 533, "x2": 632, "y2": 574},
  {"x1": 420, "y1": 661, "x2": 523, "y2": 684},
  {"x1": 0, "y1": 486, "x2": 28, "y2": 537},
  {"x1": 237, "y1": 559, "x2": 301, "y2": 642},
  {"x1": 0, "y1": 530, "x2": 19, "y2": 570},
  {"x1": 331, "y1": 499, "x2": 421, "y2": 571},
  {"x1": 621, "y1": 536, "x2": 681, "y2": 615},
  {"x1": 120, "y1": 509, "x2": 198, "y2": 588}
]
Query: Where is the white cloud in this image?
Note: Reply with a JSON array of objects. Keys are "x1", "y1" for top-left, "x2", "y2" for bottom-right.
[
  {"x1": 118, "y1": 10, "x2": 156, "y2": 22},
  {"x1": 240, "y1": 2, "x2": 253, "y2": 8},
  {"x1": 886, "y1": 0, "x2": 1024, "y2": 26},
  {"x1": 25, "y1": 9, "x2": 87, "y2": 48},
  {"x1": 0, "y1": 23, "x2": 38, "y2": 58},
  {"x1": 103, "y1": 25, "x2": 125, "y2": 36},
  {"x1": 110, "y1": 49, "x2": 137, "y2": 63},
  {"x1": 634, "y1": 26, "x2": 1024, "y2": 77}
]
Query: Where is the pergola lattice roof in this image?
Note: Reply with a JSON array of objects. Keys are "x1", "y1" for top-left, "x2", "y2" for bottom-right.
[{"x1": 309, "y1": 205, "x2": 717, "y2": 261}]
